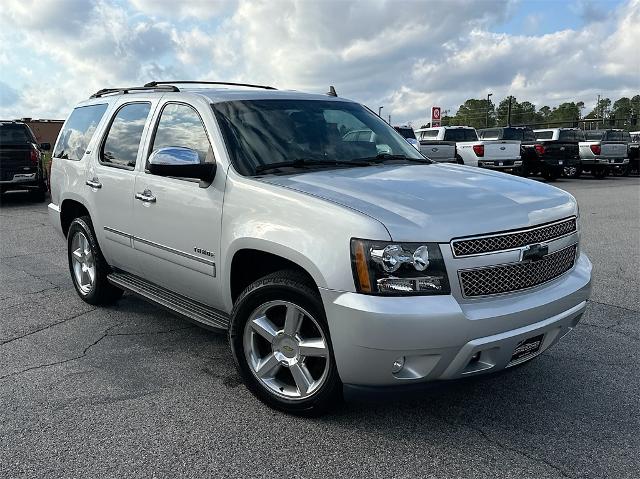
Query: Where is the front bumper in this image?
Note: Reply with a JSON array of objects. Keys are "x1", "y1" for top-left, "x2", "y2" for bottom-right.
[{"x1": 321, "y1": 252, "x2": 592, "y2": 387}]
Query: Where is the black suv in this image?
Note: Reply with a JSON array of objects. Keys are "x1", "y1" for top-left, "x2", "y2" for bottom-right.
[{"x1": 0, "y1": 121, "x2": 50, "y2": 201}]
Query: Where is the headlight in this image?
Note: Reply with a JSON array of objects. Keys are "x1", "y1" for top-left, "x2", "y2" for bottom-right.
[{"x1": 350, "y1": 239, "x2": 450, "y2": 295}]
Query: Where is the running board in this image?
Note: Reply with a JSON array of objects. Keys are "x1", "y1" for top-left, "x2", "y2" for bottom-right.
[{"x1": 107, "y1": 272, "x2": 229, "y2": 331}]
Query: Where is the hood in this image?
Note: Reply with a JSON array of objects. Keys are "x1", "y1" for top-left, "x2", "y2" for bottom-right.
[{"x1": 259, "y1": 164, "x2": 577, "y2": 242}]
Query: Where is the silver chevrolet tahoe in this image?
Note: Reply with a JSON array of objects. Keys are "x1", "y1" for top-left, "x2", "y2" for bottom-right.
[{"x1": 48, "y1": 81, "x2": 592, "y2": 415}]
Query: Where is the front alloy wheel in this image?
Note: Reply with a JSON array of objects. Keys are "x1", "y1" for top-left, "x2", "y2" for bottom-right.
[
  {"x1": 243, "y1": 300, "x2": 330, "y2": 400},
  {"x1": 230, "y1": 270, "x2": 342, "y2": 415}
]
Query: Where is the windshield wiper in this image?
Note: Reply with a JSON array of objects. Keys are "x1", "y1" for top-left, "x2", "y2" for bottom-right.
[
  {"x1": 352, "y1": 153, "x2": 431, "y2": 164},
  {"x1": 254, "y1": 158, "x2": 370, "y2": 174}
]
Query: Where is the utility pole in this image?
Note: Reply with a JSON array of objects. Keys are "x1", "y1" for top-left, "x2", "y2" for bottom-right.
[
  {"x1": 507, "y1": 96, "x2": 513, "y2": 127},
  {"x1": 596, "y1": 94, "x2": 600, "y2": 129},
  {"x1": 378, "y1": 106, "x2": 384, "y2": 117},
  {"x1": 388, "y1": 114, "x2": 391, "y2": 124},
  {"x1": 486, "y1": 93, "x2": 493, "y2": 128}
]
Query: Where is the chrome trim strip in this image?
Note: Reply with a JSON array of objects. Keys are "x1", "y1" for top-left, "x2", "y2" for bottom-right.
[
  {"x1": 104, "y1": 226, "x2": 131, "y2": 239},
  {"x1": 133, "y1": 236, "x2": 216, "y2": 267},
  {"x1": 451, "y1": 216, "x2": 577, "y2": 258},
  {"x1": 103, "y1": 226, "x2": 215, "y2": 268},
  {"x1": 457, "y1": 243, "x2": 577, "y2": 298}
]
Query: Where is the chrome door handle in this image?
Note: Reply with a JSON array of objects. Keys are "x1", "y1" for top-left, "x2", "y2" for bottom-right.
[
  {"x1": 135, "y1": 189, "x2": 156, "y2": 203},
  {"x1": 86, "y1": 178, "x2": 102, "y2": 189}
]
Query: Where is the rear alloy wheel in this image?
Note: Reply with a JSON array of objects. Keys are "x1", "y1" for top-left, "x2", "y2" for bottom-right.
[
  {"x1": 67, "y1": 216, "x2": 123, "y2": 305},
  {"x1": 563, "y1": 166, "x2": 581, "y2": 179},
  {"x1": 230, "y1": 271, "x2": 342, "y2": 415}
]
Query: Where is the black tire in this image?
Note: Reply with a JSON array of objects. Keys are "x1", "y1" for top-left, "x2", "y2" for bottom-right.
[
  {"x1": 229, "y1": 270, "x2": 342, "y2": 416},
  {"x1": 455, "y1": 155, "x2": 464, "y2": 165},
  {"x1": 593, "y1": 166, "x2": 608, "y2": 179},
  {"x1": 67, "y1": 216, "x2": 123, "y2": 305},
  {"x1": 613, "y1": 165, "x2": 630, "y2": 177},
  {"x1": 542, "y1": 167, "x2": 559, "y2": 181},
  {"x1": 30, "y1": 182, "x2": 47, "y2": 202}
]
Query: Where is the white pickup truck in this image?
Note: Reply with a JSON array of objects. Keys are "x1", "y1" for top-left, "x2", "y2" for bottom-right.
[
  {"x1": 417, "y1": 126, "x2": 521, "y2": 171},
  {"x1": 578, "y1": 129, "x2": 630, "y2": 178}
]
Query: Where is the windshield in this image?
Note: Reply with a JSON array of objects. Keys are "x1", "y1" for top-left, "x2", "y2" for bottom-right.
[{"x1": 212, "y1": 99, "x2": 425, "y2": 175}]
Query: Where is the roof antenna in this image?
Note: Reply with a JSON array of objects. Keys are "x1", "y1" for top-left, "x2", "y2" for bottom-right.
[{"x1": 327, "y1": 86, "x2": 337, "y2": 97}]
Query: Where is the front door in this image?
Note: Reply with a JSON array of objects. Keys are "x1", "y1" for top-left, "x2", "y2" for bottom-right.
[{"x1": 132, "y1": 102, "x2": 225, "y2": 307}]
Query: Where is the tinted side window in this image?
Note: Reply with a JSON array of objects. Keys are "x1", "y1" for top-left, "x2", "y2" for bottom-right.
[
  {"x1": 54, "y1": 104, "x2": 108, "y2": 160},
  {"x1": 101, "y1": 103, "x2": 151, "y2": 169},
  {"x1": 150, "y1": 103, "x2": 214, "y2": 165}
]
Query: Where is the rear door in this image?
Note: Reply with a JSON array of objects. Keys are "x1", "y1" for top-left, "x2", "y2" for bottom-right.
[
  {"x1": 85, "y1": 98, "x2": 158, "y2": 274},
  {"x1": 132, "y1": 100, "x2": 225, "y2": 307}
]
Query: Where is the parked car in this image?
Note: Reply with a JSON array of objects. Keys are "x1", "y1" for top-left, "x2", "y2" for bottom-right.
[
  {"x1": 578, "y1": 129, "x2": 629, "y2": 178},
  {"x1": 530, "y1": 128, "x2": 583, "y2": 179},
  {"x1": 393, "y1": 125, "x2": 421, "y2": 150},
  {"x1": 418, "y1": 126, "x2": 521, "y2": 171},
  {"x1": 49, "y1": 81, "x2": 592, "y2": 415},
  {"x1": 628, "y1": 131, "x2": 640, "y2": 174},
  {"x1": 0, "y1": 120, "x2": 50, "y2": 201},
  {"x1": 414, "y1": 128, "x2": 457, "y2": 163}
]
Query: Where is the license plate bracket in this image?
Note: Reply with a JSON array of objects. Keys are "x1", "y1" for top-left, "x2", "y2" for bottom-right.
[{"x1": 510, "y1": 334, "x2": 544, "y2": 363}]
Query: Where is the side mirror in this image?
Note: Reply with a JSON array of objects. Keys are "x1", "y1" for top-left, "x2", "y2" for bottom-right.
[
  {"x1": 40, "y1": 142, "x2": 51, "y2": 151},
  {"x1": 148, "y1": 147, "x2": 216, "y2": 188}
]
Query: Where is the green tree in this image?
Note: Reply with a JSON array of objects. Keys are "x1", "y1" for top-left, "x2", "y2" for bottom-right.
[{"x1": 449, "y1": 99, "x2": 495, "y2": 128}]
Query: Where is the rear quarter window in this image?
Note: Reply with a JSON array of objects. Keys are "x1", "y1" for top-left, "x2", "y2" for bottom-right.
[
  {"x1": 444, "y1": 129, "x2": 478, "y2": 141},
  {"x1": 54, "y1": 103, "x2": 108, "y2": 161},
  {"x1": 535, "y1": 131, "x2": 554, "y2": 140},
  {"x1": 418, "y1": 130, "x2": 439, "y2": 140},
  {"x1": 584, "y1": 131, "x2": 604, "y2": 141}
]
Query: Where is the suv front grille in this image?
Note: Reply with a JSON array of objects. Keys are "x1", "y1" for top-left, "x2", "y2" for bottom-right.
[
  {"x1": 452, "y1": 218, "x2": 577, "y2": 257},
  {"x1": 459, "y1": 244, "x2": 577, "y2": 297}
]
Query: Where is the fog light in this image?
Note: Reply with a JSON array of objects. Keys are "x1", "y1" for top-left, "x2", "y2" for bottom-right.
[
  {"x1": 470, "y1": 352, "x2": 481, "y2": 363},
  {"x1": 392, "y1": 356, "x2": 405, "y2": 373}
]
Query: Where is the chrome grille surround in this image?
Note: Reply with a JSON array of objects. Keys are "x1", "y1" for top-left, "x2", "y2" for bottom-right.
[
  {"x1": 459, "y1": 244, "x2": 577, "y2": 298},
  {"x1": 452, "y1": 217, "x2": 577, "y2": 257}
]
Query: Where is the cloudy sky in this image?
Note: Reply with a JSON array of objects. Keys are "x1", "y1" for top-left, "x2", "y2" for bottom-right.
[{"x1": 0, "y1": 0, "x2": 637, "y2": 125}]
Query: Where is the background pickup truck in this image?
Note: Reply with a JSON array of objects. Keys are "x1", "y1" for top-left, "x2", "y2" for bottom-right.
[
  {"x1": 0, "y1": 120, "x2": 50, "y2": 201},
  {"x1": 414, "y1": 128, "x2": 456, "y2": 163},
  {"x1": 530, "y1": 128, "x2": 582, "y2": 180},
  {"x1": 419, "y1": 126, "x2": 521, "y2": 170},
  {"x1": 578, "y1": 129, "x2": 630, "y2": 179}
]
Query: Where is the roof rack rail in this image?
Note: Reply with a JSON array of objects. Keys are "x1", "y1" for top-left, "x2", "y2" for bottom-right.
[
  {"x1": 143, "y1": 81, "x2": 277, "y2": 91},
  {"x1": 89, "y1": 85, "x2": 179, "y2": 99}
]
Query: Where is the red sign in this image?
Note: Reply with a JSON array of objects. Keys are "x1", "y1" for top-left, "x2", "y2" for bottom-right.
[{"x1": 431, "y1": 106, "x2": 441, "y2": 127}]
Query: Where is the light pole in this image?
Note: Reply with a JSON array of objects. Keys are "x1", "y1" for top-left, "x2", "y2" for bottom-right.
[
  {"x1": 486, "y1": 93, "x2": 493, "y2": 128},
  {"x1": 378, "y1": 106, "x2": 384, "y2": 117}
]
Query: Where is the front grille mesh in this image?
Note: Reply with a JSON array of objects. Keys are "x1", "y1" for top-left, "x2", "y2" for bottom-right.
[
  {"x1": 452, "y1": 218, "x2": 577, "y2": 257},
  {"x1": 460, "y1": 245, "x2": 577, "y2": 297}
]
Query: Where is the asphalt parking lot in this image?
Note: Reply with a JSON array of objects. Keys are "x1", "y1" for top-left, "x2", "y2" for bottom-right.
[{"x1": 1, "y1": 176, "x2": 638, "y2": 478}]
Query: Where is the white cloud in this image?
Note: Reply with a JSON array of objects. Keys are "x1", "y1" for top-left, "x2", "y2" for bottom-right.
[{"x1": 0, "y1": 0, "x2": 637, "y2": 124}]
